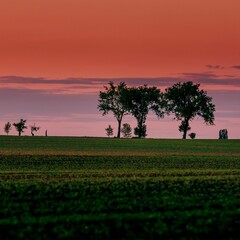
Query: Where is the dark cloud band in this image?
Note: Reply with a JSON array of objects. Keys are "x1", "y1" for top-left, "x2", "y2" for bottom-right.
[{"x1": 1, "y1": 74, "x2": 240, "y2": 90}]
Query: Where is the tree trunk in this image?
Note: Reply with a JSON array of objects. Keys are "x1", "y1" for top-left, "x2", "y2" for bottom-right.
[
  {"x1": 182, "y1": 120, "x2": 189, "y2": 139},
  {"x1": 182, "y1": 131, "x2": 187, "y2": 139},
  {"x1": 139, "y1": 125, "x2": 142, "y2": 138},
  {"x1": 138, "y1": 119, "x2": 143, "y2": 138},
  {"x1": 117, "y1": 118, "x2": 122, "y2": 138},
  {"x1": 18, "y1": 131, "x2": 21, "y2": 136}
]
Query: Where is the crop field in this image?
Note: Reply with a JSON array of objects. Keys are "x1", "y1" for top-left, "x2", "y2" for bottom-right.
[{"x1": 0, "y1": 136, "x2": 240, "y2": 239}]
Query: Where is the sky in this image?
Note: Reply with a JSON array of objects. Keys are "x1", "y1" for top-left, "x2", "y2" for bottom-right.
[{"x1": 0, "y1": 0, "x2": 239, "y2": 138}]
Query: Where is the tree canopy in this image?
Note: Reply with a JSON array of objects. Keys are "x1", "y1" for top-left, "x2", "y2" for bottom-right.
[
  {"x1": 98, "y1": 82, "x2": 129, "y2": 138},
  {"x1": 98, "y1": 81, "x2": 216, "y2": 139},
  {"x1": 13, "y1": 119, "x2": 27, "y2": 136},
  {"x1": 165, "y1": 81, "x2": 215, "y2": 139},
  {"x1": 125, "y1": 85, "x2": 165, "y2": 138}
]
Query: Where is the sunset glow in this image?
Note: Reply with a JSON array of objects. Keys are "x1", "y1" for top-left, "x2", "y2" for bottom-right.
[{"x1": 0, "y1": 0, "x2": 239, "y2": 138}]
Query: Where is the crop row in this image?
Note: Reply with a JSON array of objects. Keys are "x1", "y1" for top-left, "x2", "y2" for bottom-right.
[
  {"x1": 0, "y1": 175, "x2": 240, "y2": 238},
  {"x1": 0, "y1": 136, "x2": 240, "y2": 156},
  {"x1": 1, "y1": 155, "x2": 240, "y2": 172},
  {"x1": 1, "y1": 169, "x2": 240, "y2": 182}
]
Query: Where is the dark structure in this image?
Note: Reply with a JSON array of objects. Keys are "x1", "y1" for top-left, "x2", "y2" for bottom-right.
[{"x1": 219, "y1": 129, "x2": 228, "y2": 139}]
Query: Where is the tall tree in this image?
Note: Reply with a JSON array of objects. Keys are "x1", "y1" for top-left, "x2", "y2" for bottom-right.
[
  {"x1": 98, "y1": 82, "x2": 129, "y2": 138},
  {"x1": 165, "y1": 81, "x2": 215, "y2": 139},
  {"x1": 125, "y1": 85, "x2": 165, "y2": 138},
  {"x1": 4, "y1": 122, "x2": 11, "y2": 135},
  {"x1": 13, "y1": 119, "x2": 27, "y2": 136}
]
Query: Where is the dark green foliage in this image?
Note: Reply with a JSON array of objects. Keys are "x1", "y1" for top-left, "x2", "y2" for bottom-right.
[
  {"x1": 13, "y1": 119, "x2": 27, "y2": 136},
  {"x1": 165, "y1": 81, "x2": 215, "y2": 139},
  {"x1": 4, "y1": 122, "x2": 11, "y2": 135},
  {"x1": 121, "y1": 123, "x2": 132, "y2": 138},
  {"x1": 98, "y1": 82, "x2": 129, "y2": 138},
  {"x1": 30, "y1": 123, "x2": 40, "y2": 136},
  {"x1": 179, "y1": 120, "x2": 191, "y2": 133},
  {"x1": 0, "y1": 136, "x2": 239, "y2": 156},
  {"x1": 124, "y1": 85, "x2": 165, "y2": 138},
  {"x1": 0, "y1": 160, "x2": 240, "y2": 239},
  {"x1": 105, "y1": 125, "x2": 113, "y2": 137},
  {"x1": 189, "y1": 132, "x2": 196, "y2": 139},
  {"x1": 0, "y1": 136, "x2": 240, "y2": 238},
  {"x1": 134, "y1": 124, "x2": 147, "y2": 138},
  {"x1": 219, "y1": 129, "x2": 228, "y2": 140}
]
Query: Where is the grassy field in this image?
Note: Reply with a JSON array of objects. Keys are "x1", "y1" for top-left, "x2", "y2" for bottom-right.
[{"x1": 0, "y1": 136, "x2": 240, "y2": 239}]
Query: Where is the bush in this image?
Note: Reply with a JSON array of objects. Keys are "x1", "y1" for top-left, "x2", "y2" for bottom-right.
[{"x1": 189, "y1": 132, "x2": 196, "y2": 139}]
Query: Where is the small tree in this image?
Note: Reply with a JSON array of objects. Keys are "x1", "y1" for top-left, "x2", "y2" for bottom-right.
[
  {"x1": 134, "y1": 124, "x2": 147, "y2": 138},
  {"x1": 4, "y1": 122, "x2": 12, "y2": 135},
  {"x1": 189, "y1": 132, "x2": 196, "y2": 139},
  {"x1": 219, "y1": 129, "x2": 228, "y2": 139},
  {"x1": 105, "y1": 125, "x2": 114, "y2": 137},
  {"x1": 30, "y1": 123, "x2": 40, "y2": 136},
  {"x1": 13, "y1": 119, "x2": 27, "y2": 136},
  {"x1": 121, "y1": 123, "x2": 132, "y2": 138}
]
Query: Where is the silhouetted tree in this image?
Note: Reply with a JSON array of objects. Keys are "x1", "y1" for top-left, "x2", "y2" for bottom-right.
[
  {"x1": 189, "y1": 132, "x2": 196, "y2": 139},
  {"x1": 13, "y1": 119, "x2": 27, "y2": 136},
  {"x1": 219, "y1": 129, "x2": 228, "y2": 139},
  {"x1": 105, "y1": 125, "x2": 113, "y2": 137},
  {"x1": 4, "y1": 122, "x2": 11, "y2": 135},
  {"x1": 125, "y1": 85, "x2": 165, "y2": 138},
  {"x1": 121, "y1": 123, "x2": 132, "y2": 138},
  {"x1": 30, "y1": 123, "x2": 40, "y2": 136},
  {"x1": 165, "y1": 81, "x2": 215, "y2": 139},
  {"x1": 134, "y1": 124, "x2": 147, "y2": 138},
  {"x1": 98, "y1": 82, "x2": 129, "y2": 138}
]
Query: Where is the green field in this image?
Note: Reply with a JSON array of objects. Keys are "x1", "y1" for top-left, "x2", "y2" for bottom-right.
[{"x1": 0, "y1": 136, "x2": 240, "y2": 239}]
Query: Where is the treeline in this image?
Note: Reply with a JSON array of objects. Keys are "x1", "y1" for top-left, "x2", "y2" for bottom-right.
[
  {"x1": 98, "y1": 81, "x2": 215, "y2": 139},
  {"x1": 3, "y1": 119, "x2": 40, "y2": 136}
]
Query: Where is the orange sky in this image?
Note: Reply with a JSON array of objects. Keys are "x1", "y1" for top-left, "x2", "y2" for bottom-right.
[
  {"x1": 1, "y1": 0, "x2": 240, "y2": 78},
  {"x1": 0, "y1": 0, "x2": 240, "y2": 138}
]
